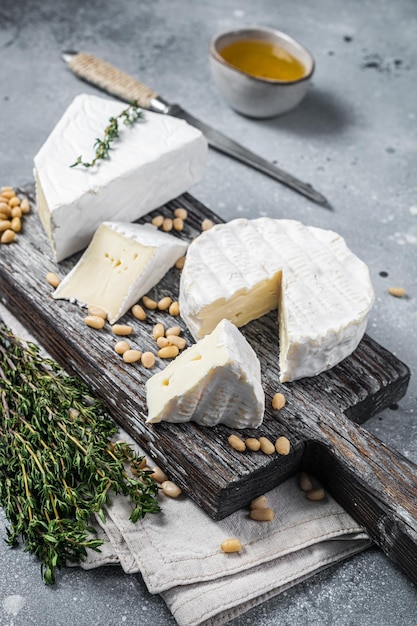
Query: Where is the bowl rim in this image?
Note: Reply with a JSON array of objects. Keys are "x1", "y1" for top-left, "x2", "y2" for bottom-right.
[{"x1": 210, "y1": 26, "x2": 315, "y2": 86}]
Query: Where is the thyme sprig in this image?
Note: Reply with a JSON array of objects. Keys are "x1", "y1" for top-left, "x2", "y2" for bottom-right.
[
  {"x1": 0, "y1": 324, "x2": 160, "y2": 584},
  {"x1": 70, "y1": 102, "x2": 144, "y2": 168}
]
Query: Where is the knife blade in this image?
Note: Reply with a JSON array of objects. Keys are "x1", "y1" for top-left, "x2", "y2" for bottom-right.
[{"x1": 61, "y1": 51, "x2": 330, "y2": 208}]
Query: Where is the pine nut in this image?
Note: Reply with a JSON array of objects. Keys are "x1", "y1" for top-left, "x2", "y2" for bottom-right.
[
  {"x1": 150, "y1": 465, "x2": 169, "y2": 483},
  {"x1": 275, "y1": 436, "x2": 291, "y2": 455},
  {"x1": 299, "y1": 472, "x2": 314, "y2": 492},
  {"x1": 142, "y1": 295, "x2": 158, "y2": 309},
  {"x1": 114, "y1": 340, "x2": 131, "y2": 355},
  {"x1": 0, "y1": 213, "x2": 8, "y2": 221},
  {"x1": 221, "y1": 538, "x2": 242, "y2": 553},
  {"x1": 152, "y1": 323, "x2": 165, "y2": 339},
  {"x1": 10, "y1": 217, "x2": 21, "y2": 232},
  {"x1": 112, "y1": 324, "x2": 133, "y2": 336},
  {"x1": 0, "y1": 229, "x2": 15, "y2": 244},
  {"x1": 158, "y1": 296, "x2": 172, "y2": 310},
  {"x1": 123, "y1": 349, "x2": 142, "y2": 363},
  {"x1": 8, "y1": 196, "x2": 20, "y2": 207},
  {"x1": 1, "y1": 186, "x2": 13, "y2": 192},
  {"x1": 158, "y1": 345, "x2": 179, "y2": 359},
  {"x1": 166, "y1": 325, "x2": 181, "y2": 336},
  {"x1": 201, "y1": 218, "x2": 214, "y2": 231},
  {"x1": 306, "y1": 487, "x2": 326, "y2": 502},
  {"x1": 1, "y1": 190, "x2": 14, "y2": 199},
  {"x1": 20, "y1": 197, "x2": 30, "y2": 213},
  {"x1": 259, "y1": 436, "x2": 275, "y2": 455},
  {"x1": 250, "y1": 495, "x2": 268, "y2": 509},
  {"x1": 151, "y1": 214, "x2": 164, "y2": 227},
  {"x1": 228, "y1": 434, "x2": 246, "y2": 452},
  {"x1": 84, "y1": 315, "x2": 105, "y2": 329},
  {"x1": 161, "y1": 480, "x2": 182, "y2": 498},
  {"x1": 162, "y1": 217, "x2": 173, "y2": 232},
  {"x1": 88, "y1": 304, "x2": 107, "y2": 319},
  {"x1": 173, "y1": 217, "x2": 184, "y2": 231},
  {"x1": 131, "y1": 303, "x2": 146, "y2": 320},
  {"x1": 46, "y1": 272, "x2": 60, "y2": 288},
  {"x1": 249, "y1": 508, "x2": 275, "y2": 521},
  {"x1": 175, "y1": 256, "x2": 186, "y2": 270},
  {"x1": 0, "y1": 203, "x2": 11, "y2": 216},
  {"x1": 0, "y1": 220, "x2": 11, "y2": 232},
  {"x1": 169, "y1": 301, "x2": 180, "y2": 316},
  {"x1": 141, "y1": 351, "x2": 156, "y2": 369},
  {"x1": 156, "y1": 336, "x2": 170, "y2": 348},
  {"x1": 11, "y1": 206, "x2": 22, "y2": 218},
  {"x1": 166, "y1": 334, "x2": 186, "y2": 350},
  {"x1": 245, "y1": 437, "x2": 261, "y2": 451},
  {"x1": 174, "y1": 207, "x2": 188, "y2": 220},
  {"x1": 388, "y1": 286, "x2": 406, "y2": 298},
  {"x1": 272, "y1": 392, "x2": 286, "y2": 410}
]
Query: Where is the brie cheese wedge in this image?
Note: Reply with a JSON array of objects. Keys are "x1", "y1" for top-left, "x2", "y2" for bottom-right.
[
  {"x1": 34, "y1": 93, "x2": 207, "y2": 261},
  {"x1": 146, "y1": 318, "x2": 265, "y2": 428},
  {"x1": 179, "y1": 218, "x2": 375, "y2": 382},
  {"x1": 53, "y1": 221, "x2": 188, "y2": 323}
]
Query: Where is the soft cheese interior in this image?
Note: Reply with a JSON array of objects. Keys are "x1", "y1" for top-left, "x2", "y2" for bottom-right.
[
  {"x1": 34, "y1": 93, "x2": 207, "y2": 261},
  {"x1": 146, "y1": 318, "x2": 265, "y2": 428},
  {"x1": 53, "y1": 221, "x2": 188, "y2": 323},
  {"x1": 179, "y1": 218, "x2": 375, "y2": 383}
]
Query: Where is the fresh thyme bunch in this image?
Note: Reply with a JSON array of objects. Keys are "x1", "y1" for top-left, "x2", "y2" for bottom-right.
[
  {"x1": 71, "y1": 101, "x2": 144, "y2": 168},
  {"x1": 0, "y1": 324, "x2": 160, "y2": 584}
]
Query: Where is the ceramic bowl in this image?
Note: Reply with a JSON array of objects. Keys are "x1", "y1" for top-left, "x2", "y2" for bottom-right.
[{"x1": 209, "y1": 27, "x2": 315, "y2": 118}]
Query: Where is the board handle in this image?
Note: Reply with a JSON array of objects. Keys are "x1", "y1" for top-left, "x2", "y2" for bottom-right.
[{"x1": 307, "y1": 411, "x2": 417, "y2": 585}]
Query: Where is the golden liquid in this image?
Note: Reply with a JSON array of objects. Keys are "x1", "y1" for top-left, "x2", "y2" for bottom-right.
[{"x1": 219, "y1": 39, "x2": 306, "y2": 81}]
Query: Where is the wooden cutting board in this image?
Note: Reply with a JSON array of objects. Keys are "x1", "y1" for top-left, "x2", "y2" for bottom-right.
[{"x1": 1, "y1": 184, "x2": 416, "y2": 586}]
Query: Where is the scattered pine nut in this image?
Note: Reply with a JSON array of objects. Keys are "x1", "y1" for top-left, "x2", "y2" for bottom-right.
[
  {"x1": 250, "y1": 495, "x2": 268, "y2": 510},
  {"x1": 84, "y1": 315, "x2": 105, "y2": 329},
  {"x1": 152, "y1": 322, "x2": 165, "y2": 340},
  {"x1": 221, "y1": 538, "x2": 242, "y2": 553},
  {"x1": 228, "y1": 434, "x2": 246, "y2": 452},
  {"x1": 166, "y1": 334, "x2": 186, "y2": 350},
  {"x1": 245, "y1": 437, "x2": 261, "y2": 451},
  {"x1": 9, "y1": 196, "x2": 20, "y2": 208},
  {"x1": 162, "y1": 217, "x2": 173, "y2": 232},
  {"x1": 306, "y1": 487, "x2": 326, "y2": 502},
  {"x1": 249, "y1": 508, "x2": 275, "y2": 521},
  {"x1": 259, "y1": 436, "x2": 275, "y2": 455},
  {"x1": 123, "y1": 349, "x2": 142, "y2": 363},
  {"x1": 20, "y1": 197, "x2": 30, "y2": 213},
  {"x1": 11, "y1": 206, "x2": 22, "y2": 218},
  {"x1": 150, "y1": 465, "x2": 169, "y2": 483},
  {"x1": 0, "y1": 229, "x2": 15, "y2": 244},
  {"x1": 1, "y1": 186, "x2": 13, "y2": 192},
  {"x1": 174, "y1": 207, "x2": 188, "y2": 220},
  {"x1": 175, "y1": 256, "x2": 186, "y2": 270},
  {"x1": 112, "y1": 324, "x2": 133, "y2": 336},
  {"x1": 88, "y1": 304, "x2": 107, "y2": 319},
  {"x1": 131, "y1": 303, "x2": 147, "y2": 320},
  {"x1": 161, "y1": 480, "x2": 182, "y2": 498},
  {"x1": 388, "y1": 287, "x2": 406, "y2": 298},
  {"x1": 201, "y1": 218, "x2": 214, "y2": 231},
  {"x1": 46, "y1": 272, "x2": 60, "y2": 288},
  {"x1": 141, "y1": 351, "x2": 156, "y2": 369},
  {"x1": 166, "y1": 325, "x2": 181, "y2": 336},
  {"x1": 1, "y1": 189, "x2": 14, "y2": 199},
  {"x1": 173, "y1": 217, "x2": 184, "y2": 231},
  {"x1": 142, "y1": 295, "x2": 158, "y2": 309},
  {"x1": 156, "y1": 336, "x2": 171, "y2": 348},
  {"x1": 275, "y1": 436, "x2": 291, "y2": 455},
  {"x1": 151, "y1": 214, "x2": 164, "y2": 228},
  {"x1": 272, "y1": 392, "x2": 286, "y2": 410},
  {"x1": 0, "y1": 202, "x2": 11, "y2": 216},
  {"x1": 0, "y1": 220, "x2": 11, "y2": 232},
  {"x1": 169, "y1": 301, "x2": 180, "y2": 316},
  {"x1": 298, "y1": 472, "x2": 314, "y2": 492},
  {"x1": 158, "y1": 296, "x2": 172, "y2": 310},
  {"x1": 158, "y1": 345, "x2": 179, "y2": 359},
  {"x1": 114, "y1": 340, "x2": 131, "y2": 355}
]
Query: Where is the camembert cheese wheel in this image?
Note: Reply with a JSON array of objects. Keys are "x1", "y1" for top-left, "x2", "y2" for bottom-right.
[{"x1": 179, "y1": 218, "x2": 375, "y2": 382}]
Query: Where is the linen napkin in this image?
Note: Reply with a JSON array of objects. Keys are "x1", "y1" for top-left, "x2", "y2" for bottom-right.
[{"x1": 0, "y1": 305, "x2": 371, "y2": 626}]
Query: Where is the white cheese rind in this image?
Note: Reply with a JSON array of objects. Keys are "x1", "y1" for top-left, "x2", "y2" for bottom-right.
[
  {"x1": 34, "y1": 93, "x2": 207, "y2": 261},
  {"x1": 146, "y1": 319, "x2": 265, "y2": 428},
  {"x1": 179, "y1": 218, "x2": 375, "y2": 382},
  {"x1": 53, "y1": 221, "x2": 188, "y2": 323}
]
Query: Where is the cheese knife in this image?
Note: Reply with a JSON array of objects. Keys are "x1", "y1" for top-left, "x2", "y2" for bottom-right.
[{"x1": 61, "y1": 51, "x2": 330, "y2": 208}]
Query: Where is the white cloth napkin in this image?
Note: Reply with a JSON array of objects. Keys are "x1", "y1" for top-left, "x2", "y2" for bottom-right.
[{"x1": 0, "y1": 305, "x2": 371, "y2": 626}]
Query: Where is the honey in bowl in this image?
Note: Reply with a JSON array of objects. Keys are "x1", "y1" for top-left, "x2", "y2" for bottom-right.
[{"x1": 219, "y1": 39, "x2": 306, "y2": 82}]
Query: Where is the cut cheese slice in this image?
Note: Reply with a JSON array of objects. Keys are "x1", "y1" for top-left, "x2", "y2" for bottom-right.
[
  {"x1": 34, "y1": 93, "x2": 207, "y2": 261},
  {"x1": 179, "y1": 218, "x2": 375, "y2": 382},
  {"x1": 146, "y1": 318, "x2": 265, "y2": 428},
  {"x1": 53, "y1": 221, "x2": 188, "y2": 323}
]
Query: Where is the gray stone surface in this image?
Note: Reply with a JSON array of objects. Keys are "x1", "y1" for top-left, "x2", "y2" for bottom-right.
[{"x1": 0, "y1": 0, "x2": 416, "y2": 624}]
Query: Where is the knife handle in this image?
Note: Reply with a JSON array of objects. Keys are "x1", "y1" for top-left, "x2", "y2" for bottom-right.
[{"x1": 66, "y1": 52, "x2": 159, "y2": 109}]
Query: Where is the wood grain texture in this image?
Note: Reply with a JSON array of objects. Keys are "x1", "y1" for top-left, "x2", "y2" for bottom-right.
[{"x1": 1, "y1": 184, "x2": 416, "y2": 585}]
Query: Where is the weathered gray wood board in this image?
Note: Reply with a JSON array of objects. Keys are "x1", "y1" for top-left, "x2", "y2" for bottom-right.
[{"x1": 1, "y1": 184, "x2": 416, "y2": 586}]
